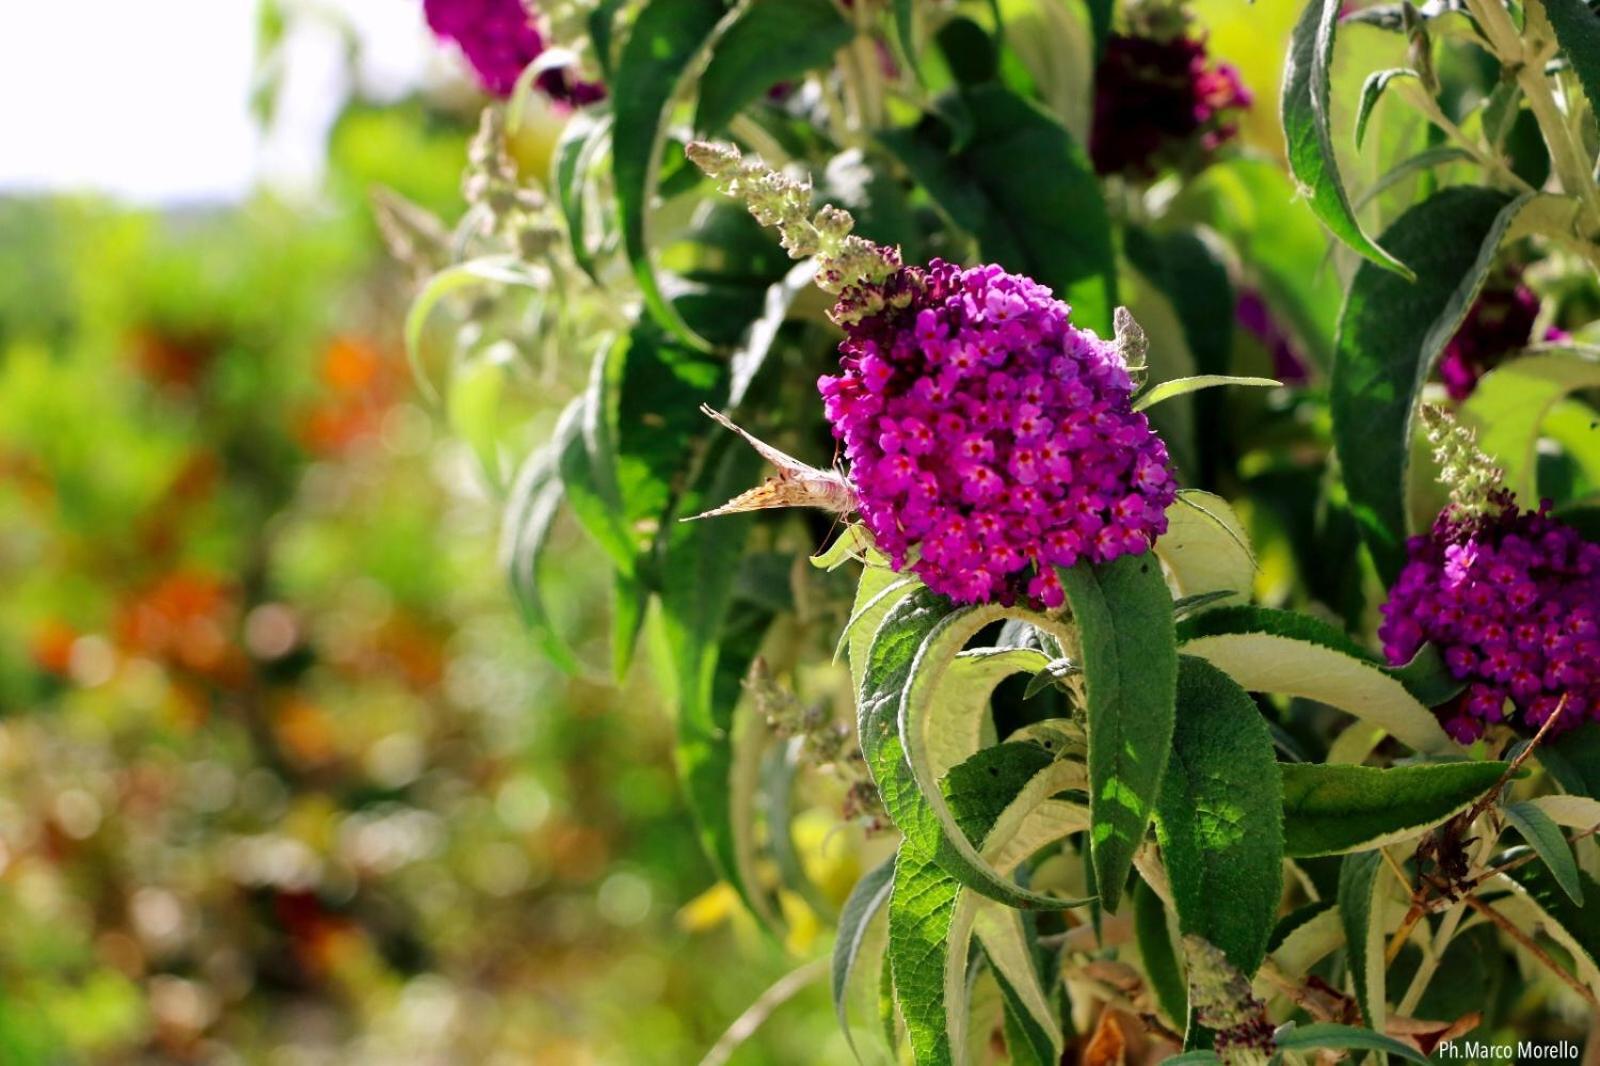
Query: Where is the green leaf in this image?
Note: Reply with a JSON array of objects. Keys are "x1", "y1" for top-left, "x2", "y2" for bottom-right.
[
  {"x1": 1461, "y1": 349, "x2": 1600, "y2": 504},
  {"x1": 1337, "y1": 851, "x2": 1387, "y2": 1031},
  {"x1": 1540, "y1": 0, "x2": 1600, "y2": 118},
  {"x1": 888, "y1": 744, "x2": 1082, "y2": 1066},
  {"x1": 662, "y1": 434, "x2": 770, "y2": 920},
  {"x1": 1354, "y1": 68, "x2": 1418, "y2": 151},
  {"x1": 1331, "y1": 187, "x2": 1529, "y2": 581},
  {"x1": 1133, "y1": 375, "x2": 1280, "y2": 412},
  {"x1": 1176, "y1": 158, "x2": 1342, "y2": 371},
  {"x1": 880, "y1": 85, "x2": 1117, "y2": 335},
  {"x1": 1281, "y1": 0, "x2": 1411, "y2": 275},
  {"x1": 859, "y1": 592, "x2": 1091, "y2": 909},
  {"x1": 1155, "y1": 492, "x2": 1255, "y2": 612},
  {"x1": 1059, "y1": 554, "x2": 1178, "y2": 913},
  {"x1": 500, "y1": 400, "x2": 582, "y2": 674},
  {"x1": 558, "y1": 343, "x2": 633, "y2": 573},
  {"x1": 551, "y1": 109, "x2": 612, "y2": 283},
  {"x1": 612, "y1": 0, "x2": 732, "y2": 347},
  {"x1": 1134, "y1": 879, "x2": 1187, "y2": 1029},
  {"x1": 1176, "y1": 607, "x2": 1454, "y2": 755},
  {"x1": 1274, "y1": 1022, "x2": 1428, "y2": 1064},
  {"x1": 1279, "y1": 761, "x2": 1506, "y2": 856},
  {"x1": 403, "y1": 256, "x2": 543, "y2": 403},
  {"x1": 695, "y1": 0, "x2": 856, "y2": 133},
  {"x1": 1386, "y1": 643, "x2": 1465, "y2": 708},
  {"x1": 728, "y1": 260, "x2": 816, "y2": 408},
  {"x1": 1504, "y1": 800, "x2": 1584, "y2": 904},
  {"x1": 833, "y1": 858, "x2": 896, "y2": 1062},
  {"x1": 1350, "y1": 145, "x2": 1473, "y2": 215},
  {"x1": 1156, "y1": 656, "x2": 1283, "y2": 978}
]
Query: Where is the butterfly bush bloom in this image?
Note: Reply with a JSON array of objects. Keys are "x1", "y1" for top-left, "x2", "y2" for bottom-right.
[
  {"x1": 1090, "y1": 30, "x2": 1252, "y2": 178},
  {"x1": 1380, "y1": 493, "x2": 1600, "y2": 743},
  {"x1": 820, "y1": 261, "x2": 1177, "y2": 608},
  {"x1": 424, "y1": 0, "x2": 603, "y2": 102},
  {"x1": 1437, "y1": 273, "x2": 1562, "y2": 400}
]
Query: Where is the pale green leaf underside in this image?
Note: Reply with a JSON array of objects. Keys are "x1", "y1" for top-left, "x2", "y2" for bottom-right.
[
  {"x1": 1132, "y1": 374, "x2": 1279, "y2": 412},
  {"x1": 1460, "y1": 349, "x2": 1600, "y2": 504},
  {"x1": 1153, "y1": 491, "x2": 1254, "y2": 610},
  {"x1": 1178, "y1": 632, "x2": 1453, "y2": 754}
]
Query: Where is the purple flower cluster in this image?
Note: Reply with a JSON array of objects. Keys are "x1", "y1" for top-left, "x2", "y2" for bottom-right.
[
  {"x1": 819, "y1": 260, "x2": 1177, "y2": 608},
  {"x1": 1090, "y1": 31, "x2": 1252, "y2": 179},
  {"x1": 423, "y1": 0, "x2": 603, "y2": 103},
  {"x1": 1438, "y1": 276, "x2": 1560, "y2": 400},
  {"x1": 1380, "y1": 493, "x2": 1600, "y2": 743}
]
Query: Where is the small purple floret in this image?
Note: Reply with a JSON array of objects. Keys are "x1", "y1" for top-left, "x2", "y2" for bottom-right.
[
  {"x1": 1380, "y1": 492, "x2": 1600, "y2": 742},
  {"x1": 820, "y1": 260, "x2": 1178, "y2": 608},
  {"x1": 424, "y1": 0, "x2": 604, "y2": 103}
]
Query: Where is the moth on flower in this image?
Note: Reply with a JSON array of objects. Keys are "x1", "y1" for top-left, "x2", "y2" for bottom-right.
[{"x1": 683, "y1": 143, "x2": 1178, "y2": 609}]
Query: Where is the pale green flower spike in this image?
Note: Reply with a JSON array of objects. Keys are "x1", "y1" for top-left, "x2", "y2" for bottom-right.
[
  {"x1": 685, "y1": 140, "x2": 904, "y2": 315},
  {"x1": 1419, "y1": 404, "x2": 1504, "y2": 514}
]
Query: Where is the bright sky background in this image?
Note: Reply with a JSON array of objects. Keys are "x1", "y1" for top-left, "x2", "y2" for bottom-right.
[{"x1": 0, "y1": 1, "x2": 437, "y2": 205}]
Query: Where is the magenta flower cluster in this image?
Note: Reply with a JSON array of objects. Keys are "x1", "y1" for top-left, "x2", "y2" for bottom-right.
[
  {"x1": 1438, "y1": 275, "x2": 1561, "y2": 401},
  {"x1": 1380, "y1": 493, "x2": 1600, "y2": 743},
  {"x1": 1090, "y1": 32, "x2": 1252, "y2": 178},
  {"x1": 424, "y1": 0, "x2": 603, "y2": 103},
  {"x1": 819, "y1": 260, "x2": 1177, "y2": 608}
]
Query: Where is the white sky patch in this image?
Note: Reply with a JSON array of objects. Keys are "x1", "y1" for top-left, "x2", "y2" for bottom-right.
[{"x1": 0, "y1": 0, "x2": 433, "y2": 206}]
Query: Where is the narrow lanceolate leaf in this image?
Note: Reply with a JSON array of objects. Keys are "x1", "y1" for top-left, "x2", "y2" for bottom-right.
[
  {"x1": 1134, "y1": 877, "x2": 1188, "y2": 1028},
  {"x1": 1279, "y1": 761, "x2": 1506, "y2": 856},
  {"x1": 888, "y1": 744, "x2": 1082, "y2": 1066},
  {"x1": 1132, "y1": 375, "x2": 1279, "y2": 412},
  {"x1": 500, "y1": 399, "x2": 582, "y2": 674},
  {"x1": 1337, "y1": 851, "x2": 1387, "y2": 1031},
  {"x1": 404, "y1": 256, "x2": 544, "y2": 402},
  {"x1": 1274, "y1": 1023, "x2": 1429, "y2": 1064},
  {"x1": 1354, "y1": 68, "x2": 1417, "y2": 150},
  {"x1": 1331, "y1": 187, "x2": 1527, "y2": 581},
  {"x1": 694, "y1": 0, "x2": 855, "y2": 133},
  {"x1": 662, "y1": 435, "x2": 769, "y2": 919},
  {"x1": 1154, "y1": 492, "x2": 1255, "y2": 611},
  {"x1": 1281, "y1": 0, "x2": 1410, "y2": 274},
  {"x1": 1538, "y1": 0, "x2": 1600, "y2": 117},
  {"x1": 833, "y1": 858, "x2": 896, "y2": 1062},
  {"x1": 1156, "y1": 656, "x2": 1283, "y2": 978},
  {"x1": 551, "y1": 108, "x2": 612, "y2": 283},
  {"x1": 1176, "y1": 608, "x2": 1454, "y2": 755},
  {"x1": 1504, "y1": 800, "x2": 1584, "y2": 905},
  {"x1": 612, "y1": 0, "x2": 730, "y2": 347},
  {"x1": 1461, "y1": 350, "x2": 1600, "y2": 504},
  {"x1": 860, "y1": 591, "x2": 1090, "y2": 909},
  {"x1": 1059, "y1": 554, "x2": 1178, "y2": 913}
]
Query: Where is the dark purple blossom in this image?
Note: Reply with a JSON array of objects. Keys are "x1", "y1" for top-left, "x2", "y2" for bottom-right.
[
  {"x1": 1235, "y1": 289, "x2": 1309, "y2": 385},
  {"x1": 1090, "y1": 31, "x2": 1252, "y2": 179},
  {"x1": 1437, "y1": 275, "x2": 1559, "y2": 400},
  {"x1": 424, "y1": 0, "x2": 603, "y2": 103},
  {"x1": 1380, "y1": 492, "x2": 1600, "y2": 743},
  {"x1": 819, "y1": 260, "x2": 1177, "y2": 608}
]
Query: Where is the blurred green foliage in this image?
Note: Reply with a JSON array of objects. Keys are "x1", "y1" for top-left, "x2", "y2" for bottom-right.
[{"x1": 0, "y1": 98, "x2": 854, "y2": 1065}]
